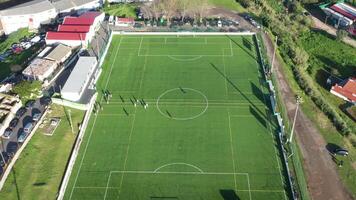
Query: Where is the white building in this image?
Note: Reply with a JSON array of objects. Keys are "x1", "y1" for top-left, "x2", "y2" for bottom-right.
[
  {"x1": 61, "y1": 57, "x2": 97, "y2": 102},
  {"x1": 0, "y1": 0, "x2": 57, "y2": 35},
  {"x1": 51, "y1": 0, "x2": 102, "y2": 14}
]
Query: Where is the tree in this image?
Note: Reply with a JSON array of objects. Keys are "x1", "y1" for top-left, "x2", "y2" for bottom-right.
[
  {"x1": 192, "y1": 0, "x2": 209, "y2": 23},
  {"x1": 150, "y1": 0, "x2": 162, "y2": 20},
  {"x1": 12, "y1": 80, "x2": 42, "y2": 103},
  {"x1": 160, "y1": 0, "x2": 178, "y2": 24},
  {"x1": 178, "y1": 0, "x2": 192, "y2": 22},
  {"x1": 336, "y1": 29, "x2": 348, "y2": 41}
]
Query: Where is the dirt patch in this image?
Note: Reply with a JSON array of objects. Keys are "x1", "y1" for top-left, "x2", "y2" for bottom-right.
[
  {"x1": 352, "y1": 162, "x2": 356, "y2": 170},
  {"x1": 261, "y1": 33, "x2": 353, "y2": 200}
]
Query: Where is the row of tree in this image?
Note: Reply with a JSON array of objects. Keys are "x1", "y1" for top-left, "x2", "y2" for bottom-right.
[{"x1": 141, "y1": 0, "x2": 210, "y2": 23}]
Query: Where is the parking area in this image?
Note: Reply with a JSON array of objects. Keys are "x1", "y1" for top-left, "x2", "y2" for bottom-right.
[{"x1": 0, "y1": 96, "x2": 51, "y2": 175}]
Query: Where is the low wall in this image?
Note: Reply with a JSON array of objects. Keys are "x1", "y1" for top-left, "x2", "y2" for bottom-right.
[
  {"x1": 56, "y1": 93, "x2": 97, "y2": 200},
  {"x1": 254, "y1": 34, "x2": 296, "y2": 200},
  {"x1": 52, "y1": 98, "x2": 89, "y2": 111},
  {"x1": 114, "y1": 31, "x2": 255, "y2": 36}
]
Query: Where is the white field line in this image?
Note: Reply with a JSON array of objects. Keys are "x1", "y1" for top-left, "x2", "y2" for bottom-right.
[
  {"x1": 68, "y1": 37, "x2": 124, "y2": 200},
  {"x1": 230, "y1": 39, "x2": 234, "y2": 56},
  {"x1": 246, "y1": 173, "x2": 252, "y2": 200},
  {"x1": 256, "y1": 50, "x2": 287, "y2": 200},
  {"x1": 137, "y1": 53, "x2": 233, "y2": 57},
  {"x1": 153, "y1": 163, "x2": 204, "y2": 173},
  {"x1": 228, "y1": 112, "x2": 238, "y2": 193},
  {"x1": 103, "y1": 99, "x2": 264, "y2": 107},
  {"x1": 113, "y1": 54, "x2": 148, "y2": 200},
  {"x1": 109, "y1": 170, "x2": 248, "y2": 176},
  {"x1": 137, "y1": 37, "x2": 143, "y2": 56},
  {"x1": 74, "y1": 186, "x2": 284, "y2": 193}
]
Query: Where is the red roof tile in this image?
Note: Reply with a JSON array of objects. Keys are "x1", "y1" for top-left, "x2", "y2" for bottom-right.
[
  {"x1": 63, "y1": 17, "x2": 94, "y2": 25},
  {"x1": 117, "y1": 18, "x2": 135, "y2": 23},
  {"x1": 331, "y1": 5, "x2": 356, "y2": 20},
  {"x1": 79, "y1": 11, "x2": 102, "y2": 19},
  {"x1": 58, "y1": 25, "x2": 90, "y2": 33},
  {"x1": 46, "y1": 32, "x2": 87, "y2": 41},
  {"x1": 331, "y1": 78, "x2": 356, "y2": 102}
]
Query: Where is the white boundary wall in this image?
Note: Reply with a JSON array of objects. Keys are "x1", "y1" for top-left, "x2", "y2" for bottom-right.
[
  {"x1": 114, "y1": 31, "x2": 255, "y2": 36},
  {"x1": 56, "y1": 31, "x2": 257, "y2": 200},
  {"x1": 56, "y1": 93, "x2": 97, "y2": 200},
  {"x1": 0, "y1": 109, "x2": 48, "y2": 190}
]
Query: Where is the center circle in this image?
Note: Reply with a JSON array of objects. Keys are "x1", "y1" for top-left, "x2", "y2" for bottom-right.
[{"x1": 156, "y1": 88, "x2": 208, "y2": 120}]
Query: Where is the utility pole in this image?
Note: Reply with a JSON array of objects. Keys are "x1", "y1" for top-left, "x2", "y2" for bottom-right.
[
  {"x1": 287, "y1": 96, "x2": 303, "y2": 143},
  {"x1": 68, "y1": 109, "x2": 74, "y2": 134},
  {"x1": 270, "y1": 35, "x2": 278, "y2": 73}
]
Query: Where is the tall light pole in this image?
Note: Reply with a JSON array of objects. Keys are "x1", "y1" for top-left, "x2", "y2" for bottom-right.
[
  {"x1": 270, "y1": 35, "x2": 278, "y2": 73},
  {"x1": 287, "y1": 96, "x2": 303, "y2": 143},
  {"x1": 68, "y1": 109, "x2": 74, "y2": 134}
]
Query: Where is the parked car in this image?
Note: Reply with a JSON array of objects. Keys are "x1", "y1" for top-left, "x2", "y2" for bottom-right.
[
  {"x1": 30, "y1": 36, "x2": 41, "y2": 44},
  {"x1": 334, "y1": 148, "x2": 349, "y2": 156},
  {"x1": 18, "y1": 131, "x2": 28, "y2": 143},
  {"x1": 2, "y1": 128, "x2": 13, "y2": 139},
  {"x1": 24, "y1": 122, "x2": 33, "y2": 133},
  {"x1": 32, "y1": 113, "x2": 41, "y2": 121},
  {"x1": 9, "y1": 118, "x2": 19, "y2": 128},
  {"x1": 25, "y1": 100, "x2": 35, "y2": 108},
  {"x1": 16, "y1": 107, "x2": 27, "y2": 117},
  {"x1": 41, "y1": 96, "x2": 52, "y2": 106}
]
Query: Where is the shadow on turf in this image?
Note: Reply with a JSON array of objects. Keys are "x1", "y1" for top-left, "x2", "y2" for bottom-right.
[
  {"x1": 225, "y1": 35, "x2": 257, "y2": 62},
  {"x1": 250, "y1": 81, "x2": 266, "y2": 104},
  {"x1": 220, "y1": 189, "x2": 240, "y2": 200},
  {"x1": 210, "y1": 63, "x2": 267, "y2": 121},
  {"x1": 249, "y1": 106, "x2": 267, "y2": 128}
]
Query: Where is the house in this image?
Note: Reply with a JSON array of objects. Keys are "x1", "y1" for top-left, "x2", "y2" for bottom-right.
[
  {"x1": 22, "y1": 58, "x2": 58, "y2": 82},
  {"x1": 61, "y1": 56, "x2": 98, "y2": 102},
  {"x1": 116, "y1": 18, "x2": 135, "y2": 27},
  {"x1": 0, "y1": 93, "x2": 22, "y2": 137},
  {"x1": 0, "y1": 0, "x2": 57, "y2": 35},
  {"x1": 45, "y1": 11, "x2": 104, "y2": 47},
  {"x1": 44, "y1": 44, "x2": 72, "y2": 63},
  {"x1": 330, "y1": 78, "x2": 356, "y2": 104},
  {"x1": 321, "y1": 2, "x2": 356, "y2": 27}
]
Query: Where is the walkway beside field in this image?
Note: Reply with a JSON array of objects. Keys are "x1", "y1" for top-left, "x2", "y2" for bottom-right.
[{"x1": 261, "y1": 33, "x2": 353, "y2": 200}]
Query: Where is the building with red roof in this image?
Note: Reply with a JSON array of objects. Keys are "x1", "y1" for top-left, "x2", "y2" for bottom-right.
[
  {"x1": 116, "y1": 17, "x2": 135, "y2": 27},
  {"x1": 321, "y1": 2, "x2": 356, "y2": 27},
  {"x1": 45, "y1": 11, "x2": 104, "y2": 47},
  {"x1": 57, "y1": 25, "x2": 91, "y2": 33},
  {"x1": 63, "y1": 17, "x2": 95, "y2": 26},
  {"x1": 46, "y1": 31, "x2": 88, "y2": 47},
  {"x1": 330, "y1": 78, "x2": 356, "y2": 103}
]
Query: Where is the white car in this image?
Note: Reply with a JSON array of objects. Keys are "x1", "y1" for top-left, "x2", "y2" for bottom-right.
[{"x1": 30, "y1": 36, "x2": 41, "y2": 44}]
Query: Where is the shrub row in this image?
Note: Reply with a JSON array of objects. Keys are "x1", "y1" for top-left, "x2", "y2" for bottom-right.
[{"x1": 249, "y1": 1, "x2": 353, "y2": 135}]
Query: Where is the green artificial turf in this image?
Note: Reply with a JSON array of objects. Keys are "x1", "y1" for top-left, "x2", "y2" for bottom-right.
[{"x1": 63, "y1": 35, "x2": 289, "y2": 200}]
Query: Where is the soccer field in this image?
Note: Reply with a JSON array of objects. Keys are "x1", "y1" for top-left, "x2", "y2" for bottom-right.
[{"x1": 63, "y1": 35, "x2": 289, "y2": 200}]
